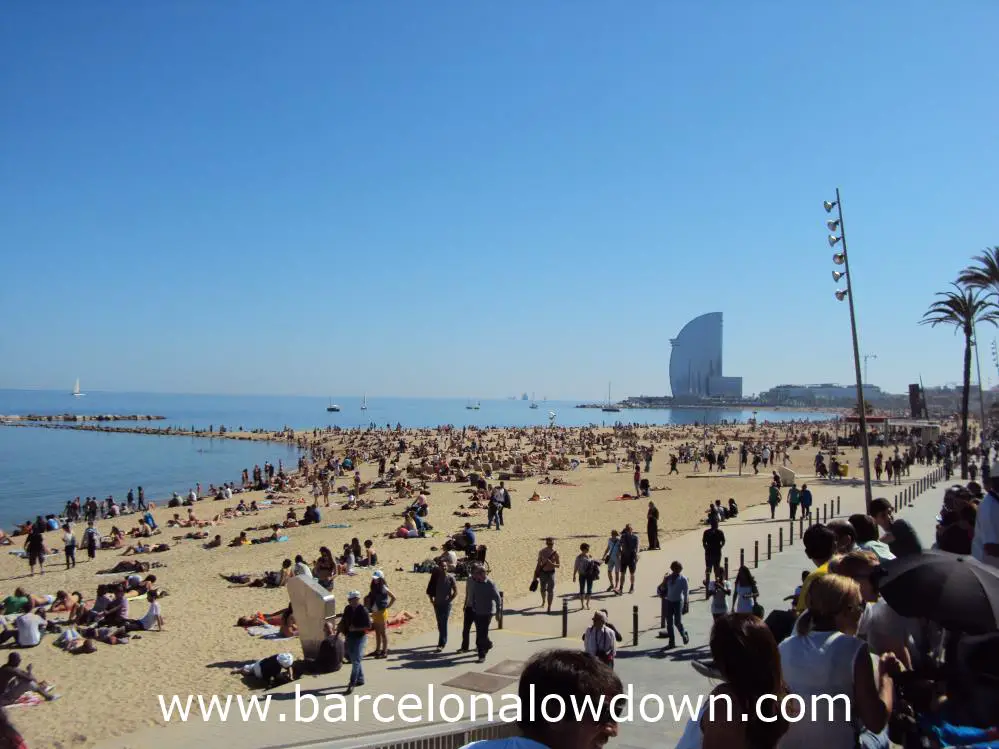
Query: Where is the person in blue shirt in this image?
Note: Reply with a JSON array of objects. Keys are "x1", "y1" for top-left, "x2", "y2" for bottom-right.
[{"x1": 799, "y1": 484, "x2": 813, "y2": 519}]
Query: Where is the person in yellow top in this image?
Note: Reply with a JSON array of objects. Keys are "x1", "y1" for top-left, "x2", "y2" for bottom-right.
[{"x1": 796, "y1": 525, "x2": 837, "y2": 614}]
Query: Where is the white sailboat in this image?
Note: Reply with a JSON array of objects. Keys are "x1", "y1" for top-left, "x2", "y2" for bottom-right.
[
  {"x1": 529, "y1": 391, "x2": 539, "y2": 409},
  {"x1": 326, "y1": 398, "x2": 341, "y2": 412},
  {"x1": 360, "y1": 394, "x2": 368, "y2": 411},
  {"x1": 72, "y1": 378, "x2": 85, "y2": 398}
]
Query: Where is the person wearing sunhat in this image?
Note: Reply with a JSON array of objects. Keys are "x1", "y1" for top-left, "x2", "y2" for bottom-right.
[{"x1": 341, "y1": 590, "x2": 371, "y2": 693}]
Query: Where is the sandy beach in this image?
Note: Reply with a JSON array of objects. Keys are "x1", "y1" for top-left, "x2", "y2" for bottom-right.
[{"x1": 0, "y1": 419, "x2": 878, "y2": 748}]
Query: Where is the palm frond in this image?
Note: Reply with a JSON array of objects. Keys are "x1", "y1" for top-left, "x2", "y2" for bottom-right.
[
  {"x1": 920, "y1": 282, "x2": 999, "y2": 333},
  {"x1": 957, "y1": 247, "x2": 999, "y2": 290}
]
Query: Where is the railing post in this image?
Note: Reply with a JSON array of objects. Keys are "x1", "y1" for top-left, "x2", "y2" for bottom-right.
[
  {"x1": 740, "y1": 548, "x2": 745, "y2": 569},
  {"x1": 561, "y1": 599, "x2": 568, "y2": 638},
  {"x1": 498, "y1": 592, "x2": 504, "y2": 629},
  {"x1": 779, "y1": 527, "x2": 784, "y2": 552},
  {"x1": 724, "y1": 556, "x2": 729, "y2": 580},
  {"x1": 632, "y1": 605, "x2": 639, "y2": 646},
  {"x1": 767, "y1": 533, "x2": 772, "y2": 560},
  {"x1": 754, "y1": 540, "x2": 759, "y2": 569},
  {"x1": 837, "y1": 495, "x2": 841, "y2": 515}
]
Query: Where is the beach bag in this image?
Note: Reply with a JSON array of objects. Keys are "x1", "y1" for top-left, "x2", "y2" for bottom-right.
[
  {"x1": 529, "y1": 577, "x2": 539, "y2": 593},
  {"x1": 503, "y1": 490, "x2": 511, "y2": 509},
  {"x1": 586, "y1": 559, "x2": 601, "y2": 581}
]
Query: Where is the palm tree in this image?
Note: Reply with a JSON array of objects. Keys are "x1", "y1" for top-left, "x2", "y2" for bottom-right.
[
  {"x1": 957, "y1": 246, "x2": 999, "y2": 290},
  {"x1": 921, "y1": 283, "x2": 999, "y2": 478}
]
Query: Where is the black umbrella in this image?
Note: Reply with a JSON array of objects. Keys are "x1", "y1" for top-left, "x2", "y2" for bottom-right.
[{"x1": 878, "y1": 550, "x2": 999, "y2": 634}]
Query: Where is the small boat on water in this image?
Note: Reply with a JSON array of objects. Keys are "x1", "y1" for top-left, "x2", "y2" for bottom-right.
[
  {"x1": 326, "y1": 398, "x2": 341, "y2": 412},
  {"x1": 465, "y1": 401, "x2": 481, "y2": 410},
  {"x1": 360, "y1": 395, "x2": 368, "y2": 411},
  {"x1": 529, "y1": 391, "x2": 539, "y2": 409},
  {"x1": 72, "y1": 378, "x2": 85, "y2": 398}
]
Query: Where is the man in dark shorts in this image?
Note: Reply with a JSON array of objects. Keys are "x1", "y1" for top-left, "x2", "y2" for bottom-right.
[
  {"x1": 702, "y1": 517, "x2": 725, "y2": 595},
  {"x1": 536, "y1": 538, "x2": 560, "y2": 612},
  {"x1": 618, "y1": 525, "x2": 639, "y2": 594}
]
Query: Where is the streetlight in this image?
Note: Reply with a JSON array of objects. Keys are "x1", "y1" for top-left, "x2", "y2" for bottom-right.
[
  {"x1": 826, "y1": 189, "x2": 873, "y2": 506},
  {"x1": 863, "y1": 354, "x2": 878, "y2": 386}
]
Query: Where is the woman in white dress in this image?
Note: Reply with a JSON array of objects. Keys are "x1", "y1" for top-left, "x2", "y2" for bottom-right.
[
  {"x1": 675, "y1": 613, "x2": 789, "y2": 749},
  {"x1": 731, "y1": 566, "x2": 758, "y2": 614}
]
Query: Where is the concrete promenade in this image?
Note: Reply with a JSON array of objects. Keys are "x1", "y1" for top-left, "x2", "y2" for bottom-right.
[{"x1": 95, "y1": 464, "x2": 945, "y2": 749}]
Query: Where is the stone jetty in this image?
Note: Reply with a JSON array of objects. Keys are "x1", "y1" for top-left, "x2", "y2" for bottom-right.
[{"x1": 0, "y1": 413, "x2": 165, "y2": 422}]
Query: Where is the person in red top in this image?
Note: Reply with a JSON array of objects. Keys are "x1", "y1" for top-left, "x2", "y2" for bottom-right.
[{"x1": 633, "y1": 465, "x2": 641, "y2": 497}]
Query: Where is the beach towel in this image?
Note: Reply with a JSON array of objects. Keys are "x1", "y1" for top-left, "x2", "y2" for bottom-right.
[
  {"x1": 276, "y1": 536, "x2": 289, "y2": 543},
  {"x1": 246, "y1": 624, "x2": 280, "y2": 637},
  {"x1": 5, "y1": 691, "x2": 46, "y2": 708},
  {"x1": 262, "y1": 632, "x2": 294, "y2": 641},
  {"x1": 325, "y1": 523, "x2": 351, "y2": 529},
  {"x1": 612, "y1": 495, "x2": 637, "y2": 501}
]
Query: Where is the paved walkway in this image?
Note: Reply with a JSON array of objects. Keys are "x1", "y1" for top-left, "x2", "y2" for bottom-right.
[{"x1": 95, "y1": 465, "x2": 945, "y2": 749}]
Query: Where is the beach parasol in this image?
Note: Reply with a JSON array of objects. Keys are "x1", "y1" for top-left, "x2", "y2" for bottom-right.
[{"x1": 879, "y1": 550, "x2": 999, "y2": 634}]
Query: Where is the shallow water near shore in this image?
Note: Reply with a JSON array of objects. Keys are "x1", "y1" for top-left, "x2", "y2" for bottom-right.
[{"x1": 0, "y1": 389, "x2": 826, "y2": 528}]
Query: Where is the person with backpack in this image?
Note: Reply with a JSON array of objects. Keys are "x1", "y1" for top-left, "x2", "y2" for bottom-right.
[{"x1": 572, "y1": 543, "x2": 599, "y2": 610}]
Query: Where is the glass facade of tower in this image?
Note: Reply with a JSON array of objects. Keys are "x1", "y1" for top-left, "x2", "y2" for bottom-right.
[{"x1": 669, "y1": 312, "x2": 742, "y2": 400}]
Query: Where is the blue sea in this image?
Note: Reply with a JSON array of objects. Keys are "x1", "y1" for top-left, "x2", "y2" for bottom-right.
[{"x1": 0, "y1": 389, "x2": 827, "y2": 529}]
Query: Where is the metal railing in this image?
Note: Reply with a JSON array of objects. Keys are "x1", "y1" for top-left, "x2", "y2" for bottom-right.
[{"x1": 313, "y1": 719, "x2": 520, "y2": 749}]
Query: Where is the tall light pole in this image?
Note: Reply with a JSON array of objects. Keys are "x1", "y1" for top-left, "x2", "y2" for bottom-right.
[
  {"x1": 863, "y1": 353, "x2": 878, "y2": 386},
  {"x1": 972, "y1": 325, "x2": 987, "y2": 444},
  {"x1": 827, "y1": 188, "x2": 873, "y2": 507}
]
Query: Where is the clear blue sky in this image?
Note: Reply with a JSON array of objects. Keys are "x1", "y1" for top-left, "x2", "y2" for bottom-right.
[{"x1": 2, "y1": 1, "x2": 997, "y2": 399}]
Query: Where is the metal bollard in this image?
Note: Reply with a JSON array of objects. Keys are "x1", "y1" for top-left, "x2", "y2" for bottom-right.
[
  {"x1": 498, "y1": 592, "x2": 504, "y2": 629},
  {"x1": 767, "y1": 533, "x2": 772, "y2": 560},
  {"x1": 740, "y1": 548, "x2": 745, "y2": 569},
  {"x1": 724, "y1": 556, "x2": 729, "y2": 580},
  {"x1": 633, "y1": 605, "x2": 639, "y2": 646},
  {"x1": 754, "y1": 540, "x2": 759, "y2": 569},
  {"x1": 837, "y1": 496, "x2": 841, "y2": 515},
  {"x1": 779, "y1": 527, "x2": 784, "y2": 552},
  {"x1": 789, "y1": 520, "x2": 794, "y2": 546},
  {"x1": 562, "y1": 599, "x2": 568, "y2": 638},
  {"x1": 823, "y1": 504, "x2": 827, "y2": 524}
]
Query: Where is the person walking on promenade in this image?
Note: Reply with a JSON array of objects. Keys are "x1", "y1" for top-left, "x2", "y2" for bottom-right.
[
  {"x1": 582, "y1": 610, "x2": 616, "y2": 668},
  {"x1": 799, "y1": 483, "x2": 813, "y2": 519},
  {"x1": 341, "y1": 590, "x2": 371, "y2": 694},
  {"x1": 731, "y1": 565, "x2": 759, "y2": 614},
  {"x1": 768, "y1": 480, "x2": 782, "y2": 519},
  {"x1": 458, "y1": 573, "x2": 475, "y2": 653},
  {"x1": 572, "y1": 543, "x2": 596, "y2": 610},
  {"x1": 658, "y1": 560, "x2": 689, "y2": 649},
  {"x1": 427, "y1": 559, "x2": 457, "y2": 652},
  {"x1": 618, "y1": 524, "x2": 639, "y2": 594},
  {"x1": 647, "y1": 501, "x2": 660, "y2": 550},
  {"x1": 468, "y1": 565, "x2": 501, "y2": 663},
  {"x1": 702, "y1": 516, "x2": 725, "y2": 596},
  {"x1": 535, "y1": 537, "x2": 560, "y2": 612},
  {"x1": 787, "y1": 482, "x2": 800, "y2": 520},
  {"x1": 708, "y1": 569, "x2": 730, "y2": 621},
  {"x1": 602, "y1": 529, "x2": 622, "y2": 594}
]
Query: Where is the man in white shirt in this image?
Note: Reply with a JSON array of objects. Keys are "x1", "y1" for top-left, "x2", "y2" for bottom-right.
[
  {"x1": 972, "y1": 465, "x2": 999, "y2": 568},
  {"x1": 11, "y1": 609, "x2": 46, "y2": 647}
]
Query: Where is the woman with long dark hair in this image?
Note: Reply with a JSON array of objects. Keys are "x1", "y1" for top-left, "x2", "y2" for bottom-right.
[{"x1": 676, "y1": 613, "x2": 789, "y2": 749}]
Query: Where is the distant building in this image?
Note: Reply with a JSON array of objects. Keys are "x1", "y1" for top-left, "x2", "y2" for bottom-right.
[
  {"x1": 759, "y1": 383, "x2": 883, "y2": 406},
  {"x1": 669, "y1": 312, "x2": 743, "y2": 401}
]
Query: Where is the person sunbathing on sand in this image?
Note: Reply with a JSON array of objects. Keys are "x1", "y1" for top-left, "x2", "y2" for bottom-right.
[
  {"x1": 205, "y1": 534, "x2": 222, "y2": 549},
  {"x1": 101, "y1": 527, "x2": 125, "y2": 549},
  {"x1": 229, "y1": 531, "x2": 250, "y2": 547},
  {"x1": 99, "y1": 560, "x2": 151, "y2": 575},
  {"x1": 252, "y1": 525, "x2": 282, "y2": 544},
  {"x1": 0, "y1": 653, "x2": 58, "y2": 704},
  {"x1": 279, "y1": 606, "x2": 298, "y2": 638}
]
